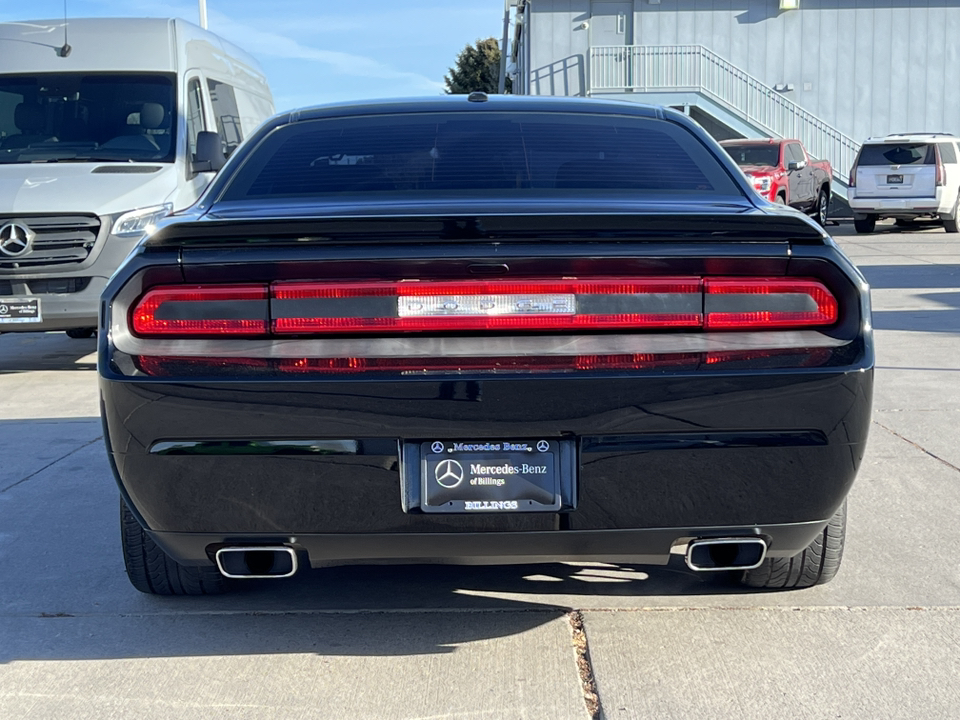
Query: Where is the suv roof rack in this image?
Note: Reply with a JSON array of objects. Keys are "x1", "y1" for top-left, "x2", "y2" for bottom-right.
[{"x1": 883, "y1": 132, "x2": 955, "y2": 138}]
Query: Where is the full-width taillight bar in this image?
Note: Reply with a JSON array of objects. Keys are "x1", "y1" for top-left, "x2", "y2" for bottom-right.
[{"x1": 129, "y1": 277, "x2": 838, "y2": 338}]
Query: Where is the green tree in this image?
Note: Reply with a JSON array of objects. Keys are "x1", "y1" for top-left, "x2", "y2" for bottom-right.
[{"x1": 444, "y1": 38, "x2": 511, "y2": 94}]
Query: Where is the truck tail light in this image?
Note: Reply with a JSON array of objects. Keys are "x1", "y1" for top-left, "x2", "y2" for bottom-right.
[
  {"x1": 703, "y1": 278, "x2": 838, "y2": 329},
  {"x1": 129, "y1": 277, "x2": 839, "y2": 338}
]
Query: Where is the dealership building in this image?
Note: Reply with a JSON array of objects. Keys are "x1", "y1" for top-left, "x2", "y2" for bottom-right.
[{"x1": 503, "y1": 0, "x2": 960, "y2": 194}]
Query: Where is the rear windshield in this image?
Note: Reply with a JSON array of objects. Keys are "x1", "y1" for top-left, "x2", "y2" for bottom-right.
[
  {"x1": 857, "y1": 143, "x2": 936, "y2": 166},
  {"x1": 219, "y1": 112, "x2": 742, "y2": 201},
  {"x1": 722, "y1": 144, "x2": 780, "y2": 167}
]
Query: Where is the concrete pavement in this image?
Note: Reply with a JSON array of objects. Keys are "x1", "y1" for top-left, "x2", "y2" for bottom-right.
[{"x1": 1, "y1": 219, "x2": 959, "y2": 719}]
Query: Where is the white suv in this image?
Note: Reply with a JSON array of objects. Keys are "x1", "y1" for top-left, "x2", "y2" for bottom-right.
[{"x1": 847, "y1": 133, "x2": 960, "y2": 233}]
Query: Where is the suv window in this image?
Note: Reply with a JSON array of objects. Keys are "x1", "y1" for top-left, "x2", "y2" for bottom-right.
[
  {"x1": 221, "y1": 112, "x2": 743, "y2": 201},
  {"x1": 857, "y1": 143, "x2": 935, "y2": 166},
  {"x1": 938, "y1": 142, "x2": 958, "y2": 164},
  {"x1": 207, "y1": 79, "x2": 243, "y2": 158}
]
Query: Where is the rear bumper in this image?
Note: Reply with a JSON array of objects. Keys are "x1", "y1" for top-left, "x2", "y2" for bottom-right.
[
  {"x1": 848, "y1": 194, "x2": 948, "y2": 217},
  {"x1": 150, "y1": 521, "x2": 833, "y2": 568},
  {"x1": 101, "y1": 361, "x2": 873, "y2": 565}
]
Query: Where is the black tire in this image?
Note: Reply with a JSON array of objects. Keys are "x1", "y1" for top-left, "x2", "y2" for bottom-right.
[
  {"x1": 775, "y1": 194, "x2": 787, "y2": 205},
  {"x1": 813, "y1": 188, "x2": 829, "y2": 227},
  {"x1": 853, "y1": 215, "x2": 877, "y2": 234},
  {"x1": 741, "y1": 500, "x2": 846, "y2": 589},
  {"x1": 121, "y1": 499, "x2": 226, "y2": 595},
  {"x1": 65, "y1": 327, "x2": 96, "y2": 339}
]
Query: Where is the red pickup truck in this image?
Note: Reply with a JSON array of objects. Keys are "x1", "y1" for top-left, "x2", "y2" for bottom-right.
[{"x1": 720, "y1": 138, "x2": 832, "y2": 226}]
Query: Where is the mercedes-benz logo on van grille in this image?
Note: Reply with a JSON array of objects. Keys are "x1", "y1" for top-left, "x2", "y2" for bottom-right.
[{"x1": 0, "y1": 222, "x2": 35, "y2": 257}]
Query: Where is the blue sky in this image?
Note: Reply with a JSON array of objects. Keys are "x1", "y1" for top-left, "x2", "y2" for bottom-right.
[{"x1": 1, "y1": 1, "x2": 509, "y2": 111}]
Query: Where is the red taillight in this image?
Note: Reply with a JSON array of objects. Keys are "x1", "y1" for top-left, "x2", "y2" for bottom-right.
[
  {"x1": 129, "y1": 276, "x2": 839, "y2": 338},
  {"x1": 936, "y1": 145, "x2": 945, "y2": 186},
  {"x1": 272, "y1": 278, "x2": 702, "y2": 334},
  {"x1": 703, "y1": 278, "x2": 838, "y2": 329},
  {"x1": 131, "y1": 285, "x2": 269, "y2": 337},
  {"x1": 848, "y1": 163, "x2": 857, "y2": 188}
]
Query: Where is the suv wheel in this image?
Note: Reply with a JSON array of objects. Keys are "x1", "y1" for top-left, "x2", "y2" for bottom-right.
[
  {"x1": 741, "y1": 501, "x2": 846, "y2": 589},
  {"x1": 853, "y1": 214, "x2": 877, "y2": 234},
  {"x1": 121, "y1": 499, "x2": 226, "y2": 595},
  {"x1": 814, "y1": 188, "x2": 829, "y2": 226}
]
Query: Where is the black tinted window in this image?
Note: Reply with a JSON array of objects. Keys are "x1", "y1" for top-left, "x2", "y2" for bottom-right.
[
  {"x1": 857, "y1": 143, "x2": 936, "y2": 166},
  {"x1": 222, "y1": 112, "x2": 741, "y2": 200},
  {"x1": 0, "y1": 73, "x2": 176, "y2": 164}
]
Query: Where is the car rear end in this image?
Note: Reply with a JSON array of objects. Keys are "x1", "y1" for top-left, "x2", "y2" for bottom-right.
[
  {"x1": 848, "y1": 137, "x2": 955, "y2": 220},
  {"x1": 98, "y1": 98, "x2": 873, "y2": 590}
]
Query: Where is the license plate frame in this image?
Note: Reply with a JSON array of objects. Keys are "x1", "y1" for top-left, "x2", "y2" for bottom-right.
[
  {"x1": 0, "y1": 297, "x2": 42, "y2": 324},
  {"x1": 887, "y1": 174, "x2": 904, "y2": 184},
  {"x1": 401, "y1": 439, "x2": 577, "y2": 514}
]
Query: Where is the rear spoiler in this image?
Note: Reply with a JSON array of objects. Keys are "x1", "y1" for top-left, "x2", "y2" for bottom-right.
[{"x1": 144, "y1": 210, "x2": 829, "y2": 249}]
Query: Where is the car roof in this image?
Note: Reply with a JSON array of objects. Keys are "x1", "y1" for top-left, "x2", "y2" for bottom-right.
[
  {"x1": 719, "y1": 138, "x2": 795, "y2": 145},
  {"x1": 864, "y1": 133, "x2": 956, "y2": 144}
]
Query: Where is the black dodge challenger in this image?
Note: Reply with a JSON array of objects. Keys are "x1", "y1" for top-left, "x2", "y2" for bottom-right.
[{"x1": 98, "y1": 95, "x2": 873, "y2": 595}]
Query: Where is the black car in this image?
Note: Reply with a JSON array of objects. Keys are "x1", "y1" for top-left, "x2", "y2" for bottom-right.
[{"x1": 99, "y1": 95, "x2": 873, "y2": 595}]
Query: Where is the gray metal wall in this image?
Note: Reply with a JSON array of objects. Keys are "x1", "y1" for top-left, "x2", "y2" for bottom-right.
[{"x1": 527, "y1": 0, "x2": 960, "y2": 143}]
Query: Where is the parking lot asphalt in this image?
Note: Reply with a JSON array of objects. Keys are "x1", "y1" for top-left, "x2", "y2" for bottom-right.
[{"x1": 1, "y1": 220, "x2": 959, "y2": 719}]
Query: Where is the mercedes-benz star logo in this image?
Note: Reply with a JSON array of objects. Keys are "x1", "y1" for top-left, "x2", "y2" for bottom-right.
[
  {"x1": 431, "y1": 441, "x2": 445, "y2": 454},
  {"x1": 537, "y1": 440, "x2": 550, "y2": 452},
  {"x1": 434, "y1": 459, "x2": 464, "y2": 488},
  {"x1": 0, "y1": 222, "x2": 35, "y2": 258}
]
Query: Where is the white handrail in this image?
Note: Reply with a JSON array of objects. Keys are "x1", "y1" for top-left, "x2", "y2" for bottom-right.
[{"x1": 589, "y1": 45, "x2": 859, "y2": 185}]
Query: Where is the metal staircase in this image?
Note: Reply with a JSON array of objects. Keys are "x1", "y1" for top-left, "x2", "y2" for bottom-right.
[{"x1": 589, "y1": 45, "x2": 860, "y2": 190}]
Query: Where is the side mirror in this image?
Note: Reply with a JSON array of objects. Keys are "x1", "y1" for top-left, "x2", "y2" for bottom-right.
[
  {"x1": 191, "y1": 131, "x2": 226, "y2": 174},
  {"x1": 787, "y1": 160, "x2": 806, "y2": 171}
]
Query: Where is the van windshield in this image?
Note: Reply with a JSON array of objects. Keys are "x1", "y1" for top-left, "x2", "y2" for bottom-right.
[{"x1": 0, "y1": 73, "x2": 176, "y2": 164}]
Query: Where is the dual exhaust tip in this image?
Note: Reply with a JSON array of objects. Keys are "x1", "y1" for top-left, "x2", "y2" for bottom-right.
[
  {"x1": 213, "y1": 538, "x2": 767, "y2": 578},
  {"x1": 215, "y1": 546, "x2": 298, "y2": 579},
  {"x1": 685, "y1": 537, "x2": 767, "y2": 572}
]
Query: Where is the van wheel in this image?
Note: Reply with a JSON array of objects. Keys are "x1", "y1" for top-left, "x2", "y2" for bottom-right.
[
  {"x1": 814, "y1": 188, "x2": 829, "y2": 226},
  {"x1": 741, "y1": 501, "x2": 846, "y2": 589},
  {"x1": 121, "y1": 499, "x2": 226, "y2": 595},
  {"x1": 66, "y1": 327, "x2": 96, "y2": 339},
  {"x1": 853, "y1": 214, "x2": 877, "y2": 234}
]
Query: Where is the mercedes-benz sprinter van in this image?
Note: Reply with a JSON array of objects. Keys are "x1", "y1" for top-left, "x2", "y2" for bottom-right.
[{"x1": 0, "y1": 18, "x2": 274, "y2": 335}]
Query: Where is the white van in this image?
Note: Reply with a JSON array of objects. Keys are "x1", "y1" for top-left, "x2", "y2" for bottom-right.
[{"x1": 0, "y1": 17, "x2": 274, "y2": 335}]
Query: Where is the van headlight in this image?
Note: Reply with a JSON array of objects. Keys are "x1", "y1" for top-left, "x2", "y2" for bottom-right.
[{"x1": 112, "y1": 204, "x2": 173, "y2": 237}]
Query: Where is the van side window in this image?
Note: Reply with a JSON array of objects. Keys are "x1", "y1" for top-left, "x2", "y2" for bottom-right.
[
  {"x1": 186, "y1": 78, "x2": 206, "y2": 161},
  {"x1": 0, "y1": 89, "x2": 23, "y2": 141},
  {"x1": 207, "y1": 79, "x2": 243, "y2": 157},
  {"x1": 939, "y1": 142, "x2": 958, "y2": 165}
]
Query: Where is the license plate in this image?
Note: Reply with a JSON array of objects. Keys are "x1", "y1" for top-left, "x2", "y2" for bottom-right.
[
  {"x1": 887, "y1": 174, "x2": 904, "y2": 184},
  {"x1": 0, "y1": 297, "x2": 41, "y2": 324},
  {"x1": 419, "y1": 439, "x2": 563, "y2": 513}
]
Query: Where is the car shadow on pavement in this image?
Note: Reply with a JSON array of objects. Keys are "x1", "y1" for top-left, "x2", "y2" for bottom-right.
[{"x1": 0, "y1": 331, "x2": 97, "y2": 373}]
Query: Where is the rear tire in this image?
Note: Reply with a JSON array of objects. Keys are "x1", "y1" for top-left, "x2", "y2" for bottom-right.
[
  {"x1": 853, "y1": 214, "x2": 877, "y2": 234},
  {"x1": 813, "y1": 188, "x2": 829, "y2": 226},
  {"x1": 121, "y1": 499, "x2": 226, "y2": 595},
  {"x1": 741, "y1": 500, "x2": 846, "y2": 589},
  {"x1": 66, "y1": 327, "x2": 96, "y2": 339}
]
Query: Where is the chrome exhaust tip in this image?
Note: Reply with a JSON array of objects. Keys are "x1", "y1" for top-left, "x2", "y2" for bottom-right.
[
  {"x1": 685, "y1": 537, "x2": 767, "y2": 572},
  {"x1": 215, "y1": 546, "x2": 299, "y2": 579}
]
